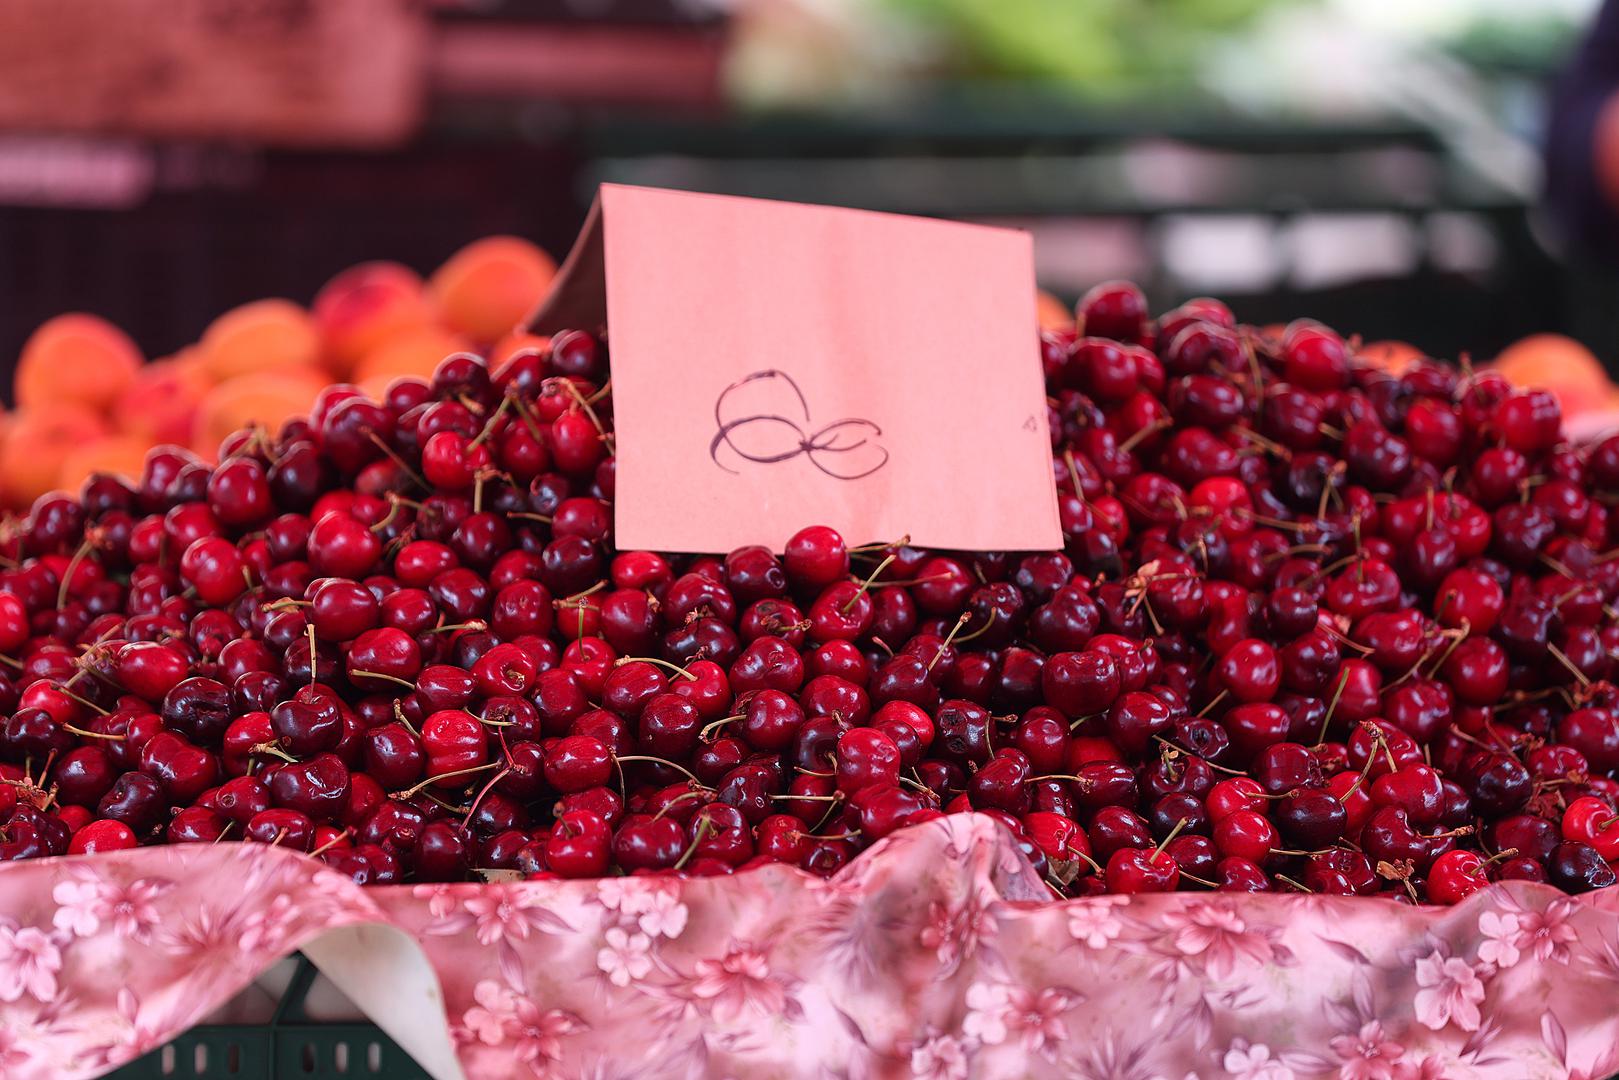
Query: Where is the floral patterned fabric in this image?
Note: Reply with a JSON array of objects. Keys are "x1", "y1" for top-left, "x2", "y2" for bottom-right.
[{"x1": 3, "y1": 814, "x2": 1619, "y2": 1079}]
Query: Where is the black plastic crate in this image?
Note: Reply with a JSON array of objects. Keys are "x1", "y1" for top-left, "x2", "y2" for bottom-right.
[{"x1": 107, "y1": 956, "x2": 430, "y2": 1080}]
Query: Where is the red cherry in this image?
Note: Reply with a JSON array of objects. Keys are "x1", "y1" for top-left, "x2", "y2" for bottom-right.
[{"x1": 1427, "y1": 849, "x2": 1489, "y2": 905}]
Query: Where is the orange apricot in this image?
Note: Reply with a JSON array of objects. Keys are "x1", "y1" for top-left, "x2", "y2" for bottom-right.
[
  {"x1": 191, "y1": 368, "x2": 329, "y2": 459},
  {"x1": 16, "y1": 313, "x2": 142, "y2": 415},
  {"x1": 199, "y1": 299, "x2": 320, "y2": 382},
  {"x1": 114, "y1": 358, "x2": 212, "y2": 447},
  {"x1": 312, "y1": 261, "x2": 436, "y2": 377},
  {"x1": 428, "y1": 236, "x2": 556, "y2": 344},
  {"x1": 0, "y1": 405, "x2": 109, "y2": 507},
  {"x1": 57, "y1": 435, "x2": 152, "y2": 491},
  {"x1": 353, "y1": 327, "x2": 470, "y2": 385}
]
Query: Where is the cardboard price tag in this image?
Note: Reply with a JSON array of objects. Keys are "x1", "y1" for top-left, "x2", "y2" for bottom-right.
[{"x1": 530, "y1": 184, "x2": 1061, "y2": 554}]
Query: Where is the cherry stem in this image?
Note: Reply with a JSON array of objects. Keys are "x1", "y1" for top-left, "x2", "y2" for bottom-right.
[
  {"x1": 1117, "y1": 417, "x2": 1170, "y2": 455},
  {"x1": 1317, "y1": 668, "x2": 1351, "y2": 745},
  {"x1": 60, "y1": 723, "x2": 121, "y2": 741},
  {"x1": 847, "y1": 534, "x2": 909, "y2": 555},
  {"x1": 1151, "y1": 816, "x2": 1189, "y2": 859},
  {"x1": 614, "y1": 754, "x2": 701, "y2": 784},
  {"x1": 392, "y1": 699, "x2": 419, "y2": 736},
  {"x1": 1180, "y1": 870, "x2": 1219, "y2": 888},
  {"x1": 57, "y1": 536, "x2": 96, "y2": 610},
  {"x1": 772, "y1": 792, "x2": 840, "y2": 802},
  {"x1": 350, "y1": 670, "x2": 416, "y2": 689},
  {"x1": 428, "y1": 620, "x2": 489, "y2": 635},
  {"x1": 462, "y1": 767, "x2": 512, "y2": 829},
  {"x1": 649, "y1": 789, "x2": 711, "y2": 821},
  {"x1": 250, "y1": 741, "x2": 299, "y2": 764},
  {"x1": 672, "y1": 817, "x2": 713, "y2": 870},
  {"x1": 928, "y1": 613, "x2": 972, "y2": 673},
  {"x1": 842, "y1": 550, "x2": 900, "y2": 614},
  {"x1": 1274, "y1": 873, "x2": 1314, "y2": 893},
  {"x1": 614, "y1": 656, "x2": 698, "y2": 681},
  {"x1": 1152, "y1": 736, "x2": 1242, "y2": 774},
  {"x1": 1195, "y1": 689, "x2": 1228, "y2": 719},
  {"x1": 1062, "y1": 449, "x2": 1087, "y2": 501},
  {"x1": 396, "y1": 762, "x2": 498, "y2": 798},
  {"x1": 508, "y1": 394, "x2": 550, "y2": 446},
  {"x1": 1546, "y1": 641, "x2": 1592, "y2": 689},
  {"x1": 54, "y1": 684, "x2": 109, "y2": 716},
  {"x1": 309, "y1": 829, "x2": 353, "y2": 858},
  {"x1": 305, "y1": 623, "x2": 318, "y2": 689},
  {"x1": 699, "y1": 714, "x2": 744, "y2": 742},
  {"x1": 364, "y1": 430, "x2": 428, "y2": 489},
  {"x1": 0, "y1": 653, "x2": 21, "y2": 670},
  {"x1": 468, "y1": 396, "x2": 512, "y2": 451}
]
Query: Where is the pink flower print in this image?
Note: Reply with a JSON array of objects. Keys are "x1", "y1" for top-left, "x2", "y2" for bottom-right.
[
  {"x1": 461, "y1": 979, "x2": 586, "y2": 1070},
  {"x1": 237, "y1": 893, "x2": 301, "y2": 955},
  {"x1": 1330, "y1": 1021, "x2": 1407, "y2": 1080},
  {"x1": 1393, "y1": 1057, "x2": 1446, "y2": 1080},
  {"x1": 463, "y1": 886, "x2": 563, "y2": 946},
  {"x1": 462, "y1": 980, "x2": 516, "y2": 1046},
  {"x1": 1224, "y1": 1039, "x2": 1294, "y2": 1080},
  {"x1": 910, "y1": 1033, "x2": 970, "y2": 1080},
  {"x1": 1513, "y1": 900, "x2": 1578, "y2": 964},
  {"x1": 1164, "y1": 904, "x2": 1273, "y2": 979},
  {"x1": 1412, "y1": 951, "x2": 1485, "y2": 1033},
  {"x1": 593, "y1": 876, "x2": 644, "y2": 912},
  {"x1": 0, "y1": 921, "x2": 62, "y2": 1003},
  {"x1": 634, "y1": 889, "x2": 688, "y2": 940},
  {"x1": 51, "y1": 876, "x2": 170, "y2": 942},
  {"x1": 1066, "y1": 895, "x2": 1127, "y2": 949},
  {"x1": 1475, "y1": 911, "x2": 1520, "y2": 970},
  {"x1": 920, "y1": 898, "x2": 998, "y2": 974},
  {"x1": 689, "y1": 943, "x2": 790, "y2": 1023},
  {"x1": 411, "y1": 883, "x2": 460, "y2": 920},
  {"x1": 597, "y1": 927, "x2": 653, "y2": 987},
  {"x1": 961, "y1": 982, "x2": 1077, "y2": 1057},
  {"x1": 0, "y1": 1024, "x2": 47, "y2": 1073}
]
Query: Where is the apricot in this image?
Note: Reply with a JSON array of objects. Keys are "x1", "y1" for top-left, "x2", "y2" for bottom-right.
[
  {"x1": 353, "y1": 327, "x2": 469, "y2": 385},
  {"x1": 428, "y1": 236, "x2": 556, "y2": 343},
  {"x1": 1358, "y1": 340, "x2": 1425, "y2": 377},
  {"x1": 312, "y1": 261, "x2": 435, "y2": 377},
  {"x1": 0, "y1": 405, "x2": 109, "y2": 507},
  {"x1": 57, "y1": 435, "x2": 152, "y2": 491},
  {"x1": 1493, "y1": 334, "x2": 1607, "y2": 391},
  {"x1": 16, "y1": 313, "x2": 142, "y2": 415},
  {"x1": 1036, "y1": 290, "x2": 1072, "y2": 331},
  {"x1": 488, "y1": 332, "x2": 551, "y2": 369},
  {"x1": 199, "y1": 299, "x2": 320, "y2": 382},
  {"x1": 192, "y1": 368, "x2": 330, "y2": 459},
  {"x1": 114, "y1": 358, "x2": 212, "y2": 447}
]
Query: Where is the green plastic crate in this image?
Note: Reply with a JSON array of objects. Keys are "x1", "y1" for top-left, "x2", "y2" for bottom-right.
[{"x1": 108, "y1": 956, "x2": 431, "y2": 1080}]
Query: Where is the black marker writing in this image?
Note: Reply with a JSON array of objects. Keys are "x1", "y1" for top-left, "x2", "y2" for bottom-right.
[{"x1": 709, "y1": 370, "x2": 889, "y2": 481}]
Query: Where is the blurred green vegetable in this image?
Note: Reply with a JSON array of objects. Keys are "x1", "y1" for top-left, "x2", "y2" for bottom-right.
[{"x1": 879, "y1": 0, "x2": 1289, "y2": 96}]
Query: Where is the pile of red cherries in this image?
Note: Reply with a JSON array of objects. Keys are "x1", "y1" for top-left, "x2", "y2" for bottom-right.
[{"x1": 5, "y1": 283, "x2": 1619, "y2": 904}]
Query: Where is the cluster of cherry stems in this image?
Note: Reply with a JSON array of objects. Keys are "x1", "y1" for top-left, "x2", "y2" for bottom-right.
[{"x1": 4, "y1": 285, "x2": 1619, "y2": 904}]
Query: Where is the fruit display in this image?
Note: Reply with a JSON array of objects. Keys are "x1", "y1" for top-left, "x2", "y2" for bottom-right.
[
  {"x1": 4, "y1": 274, "x2": 1619, "y2": 914},
  {"x1": 0, "y1": 236, "x2": 557, "y2": 510}
]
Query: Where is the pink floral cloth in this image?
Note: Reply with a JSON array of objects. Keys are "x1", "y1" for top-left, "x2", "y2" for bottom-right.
[{"x1": 3, "y1": 814, "x2": 1619, "y2": 1079}]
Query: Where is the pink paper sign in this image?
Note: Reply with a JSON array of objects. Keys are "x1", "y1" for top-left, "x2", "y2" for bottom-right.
[{"x1": 529, "y1": 185, "x2": 1061, "y2": 554}]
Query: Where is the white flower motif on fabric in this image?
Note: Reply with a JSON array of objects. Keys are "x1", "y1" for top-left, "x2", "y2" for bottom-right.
[
  {"x1": 1476, "y1": 911, "x2": 1521, "y2": 970},
  {"x1": 0, "y1": 922, "x2": 62, "y2": 1004},
  {"x1": 1412, "y1": 951, "x2": 1485, "y2": 1033},
  {"x1": 596, "y1": 927, "x2": 653, "y2": 987}
]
